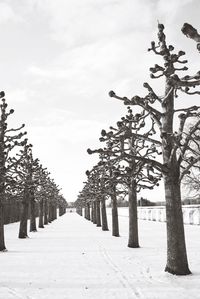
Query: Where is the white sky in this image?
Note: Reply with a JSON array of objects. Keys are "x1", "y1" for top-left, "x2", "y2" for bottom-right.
[{"x1": 1, "y1": 0, "x2": 200, "y2": 202}]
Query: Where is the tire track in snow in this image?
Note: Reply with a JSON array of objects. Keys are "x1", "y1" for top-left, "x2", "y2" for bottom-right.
[{"x1": 98, "y1": 243, "x2": 144, "y2": 299}]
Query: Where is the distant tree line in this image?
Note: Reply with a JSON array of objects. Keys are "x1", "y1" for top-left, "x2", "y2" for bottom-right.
[{"x1": 0, "y1": 93, "x2": 67, "y2": 252}]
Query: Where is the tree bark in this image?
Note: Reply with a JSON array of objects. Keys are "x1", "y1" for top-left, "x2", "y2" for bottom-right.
[
  {"x1": 44, "y1": 199, "x2": 48, "y2": 225},
  {"x1": 93, "y1": 201, "x2": 97, "y2": 224},
  {"x1": 19, "y1": 202, "x2": 29, "y2": 238},
  {"x1": 30, "y1": 193, "x2": 37, "y2": 232},
  {"x1": 48, "y1": 204, "x2": 53, "y2": 223},
  {"x1": 96, "y1": 200, "x2": 101, "y2": 227},
  {"x1": 111, "y1": 186, "x2": 119, "y2": 237},
  {"x1": 0, "y1": 203, "x2": 6, "y2": 250},
  {"x1": 53, "y1": 205, "x2": 57, "y2": 220},
  {"x1": 90, "y1": 203, "x2": 93, "y2": 221},
  {"x1": 162, "y1": 83, "x2": 190, "y2": 275},
  {"x1": 39, "y1": 198, "x2": 44, "y2": 228},
  {"x1": 87, "y1": 203, "x2": 90, "y2": 220},
  {"x1": 59, "y1": 205, "x2": 62, "y2": 216},
  {"x1": 84, "y1": 205, "x2": 87, "y2": 219},
  {"x1": 101, "y1": 197, "x2": 109, "y2": 231},
  {"x1": 84, "y1": 203, "x2": 90, "y2": 220},
  {"x1": 164, "y1": 169, "x2": 191, "y2": 275},
  {"x1": 19, "y1": 186, "x2": 30, "y2": 238},
  {"x1": 79, "y1": 207, "x2": 83, "y2": 216},
  {"x1": 128, "y1": 179, "x2": 139, "y2": 248},
  {"x1": 59, "y1": 205, "x2": 65, "y2": 216},
  {"x1": 91, "y1": 202, "x2": 94, "y2": 222}
]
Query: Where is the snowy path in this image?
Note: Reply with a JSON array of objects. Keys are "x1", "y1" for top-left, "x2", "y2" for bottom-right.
[{"x1": 1, "y1": 212, "x2": 200, "y2": 299}]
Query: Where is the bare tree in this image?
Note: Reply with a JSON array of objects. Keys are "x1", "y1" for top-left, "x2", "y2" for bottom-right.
[
  {"x1": 58, "y1": 195, "x2": 67, "y2": 216},
  {"x1": 35, "y1": 167, "x2": 49, "y2": 228},
  {"x1": 0, "y1": 92, "x2": 27, "y2": 250},
  {"x1": 17, "y1": 144, "x2": 37, "y2": 238},
  {"x1": 109, "y1": 23, "x2": 200, "y2": 275},
  {"x1": 85, "y1": 164, "x2": 109, "y2": 230},
  {"x1": 88, "y1": 107, "x2": 161, "y2": 247}
]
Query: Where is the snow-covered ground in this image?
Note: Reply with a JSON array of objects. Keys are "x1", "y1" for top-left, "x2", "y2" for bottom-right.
[{"x1": 1, "y1": 210, "x2": 200, "y2": 299}]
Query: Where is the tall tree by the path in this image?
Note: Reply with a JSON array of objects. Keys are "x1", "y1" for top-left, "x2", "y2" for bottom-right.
[
  {"x1": 0, "y1": 92, "x2": 27, "y2": 250},
  {"x1": 18, "y1": 144, "x2": 38, "y2": 238},
  {"x1": 97, "y1": 108, "x2": 161, "y2": 247},
  {"x1": 109, "y1": 23, "x2": 200, "y2": 275},
  {"x1": 87, "y1": 145, "x2": 127, "y2": 237},
  {"x1": 85, "y1": 164, "x2": 109, "y2": 230}
]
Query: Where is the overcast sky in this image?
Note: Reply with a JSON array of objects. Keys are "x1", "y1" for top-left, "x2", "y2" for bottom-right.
[{"x1": 1, "y1": 0, "x2": 200, "y2": 202}]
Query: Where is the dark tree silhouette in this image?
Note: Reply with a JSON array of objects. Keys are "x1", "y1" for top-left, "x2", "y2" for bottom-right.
[
  {"x1": 36, "y1": 168, "x2": 48, "y2": 228},
  {"x1": 17, "y1": 145, "x2": 39, "y2": 238},
  {"x1": 58, "y1": 195, "x2": 67, "y2": 216},
  {"x1": 85, "y1": 164, "x2": 109, "y2": 230},
  {"x1": 109, "y1": 23, "x2": 200, "y2": 275},
  {"x1": 88, "y1": 107, "x2": 161, "y2": 247},
  {"x1": 0, "y1": 92, "x2": 27, "y2": 250},
  {"x1": 102, "y1": 108, "x2": 161, "y2": 247},
  {"x1": 181, "y1": 23, "x2": 200, "y2": 52},
  {"x1": 87, "y1": 146, "x2": 127, "y2": 237}
]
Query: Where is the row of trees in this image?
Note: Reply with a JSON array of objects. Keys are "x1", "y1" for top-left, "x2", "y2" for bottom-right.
[
  {"x1": 0, "y1": 92, "x2": 67, "y2": 252},
  {"x1": 75, "y1": 23, "x2": 200, "y2": 276}
]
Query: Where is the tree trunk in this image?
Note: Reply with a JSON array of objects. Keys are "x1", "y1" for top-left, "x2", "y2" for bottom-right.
[
  {"x1": 30, "y1": 194, "x2": 37, "y2": 232},
  {"x1": 87, "y1": 203, "x2": 90, "y2": 220},
  {"x1": 19, "y1": 202, "x2": 29, "y2": 238},
  {"x1": 90, "y1": 203, "x2": 93, "y2": 221},
  {"x1": 79, "y1": 207, "x2": 83, "y2": 216},
  {"x1": 39, "y1": 198, "x2": 44, "y2": 228},
  {"x1": 91, "y1": 202, "x2": 94, "y2": 222},
  {"x1": 84, "y1": 203, "x2": 90, "y2": 220},
  {"x1": 164, "y1": 171, "x2": 191, "y2": 275},
  {"x1": 53, "y1": 206, "x2": 57, "y2": 220},
  {"x1": 111, "y1": 187, "x2": 119, "y2": 237},
  {"x1": 161, "y1": 83, "x2": 190, "y2": 275},
  {"x1": 4, "y1": 201, "x2": 10, "y2": 224},
  {"x1": 44, "y1": 199, "x2": 48, "y2": 225},
  {"x1": 96, "y1": 200, "x2": 101, "y2": 227},
  {"x1": 0, "y1": 203, "x2": 6, "y2": 251},
  {"x1": 84, "y1": 204, "x2": 89, "y2": 220},
  {"x1": 59, "y1": 205, "x2": 65, "y2": 216},
  {"x1": 101, "y1": 197, "x2": 109, "y2": 231},
  {"x1": 0, "y1": 135, "x2": 6, "y2": 250},
  {"x1": 76, "y1": 206, "x2": 82, "y2": 215},
  {"x1": 19, "y1": 186, "x2": 30, "y2": 238},
  {"x1": 93, "y1": 201, "x2": 97, "y2": 224},
  {"x1": 48, "y1": 204, "x2": 52, "y2": 223},
  {"x1": 59, "y1": 205, "x2": 62, "y2": 216},
  {"x1": 128, "y1": 180, "x2": 139, "y2": 248}
]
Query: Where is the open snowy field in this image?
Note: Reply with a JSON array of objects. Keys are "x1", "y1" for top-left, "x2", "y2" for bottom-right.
[{"x1": 1, "y1": 210, "x2": 200, "y2": 299}]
